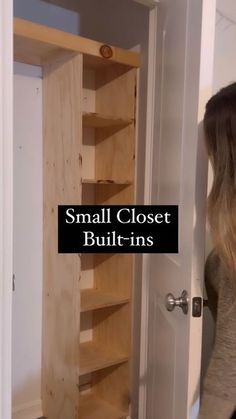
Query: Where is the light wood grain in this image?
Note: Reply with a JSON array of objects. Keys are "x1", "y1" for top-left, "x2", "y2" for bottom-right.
[
  {"x1": 95, "y1": 125, "x2": 135, "y2": 183},
  {"x1": 81, "y1": 289, "x2": 129, "y2": 312},
  {"x1": 96, "y1": 66, "x2": 136, "y2": 119},
  {"x1": 93, "y1": 66, "x2": 135, "y2": 302},
  {"x1": 80, "y1": 312, "x2": 93, "y2": 344},
  {"x1": 79, "y1": 341, "x2": 128, "y2": 376},
  {"x1": 83, "y1": 112, "x2": 133, "y2": 128},
  {"x1": 14, "y1": 18, "x2": 140, "y2": 68},
  {"x1": 82, "y1": 69, "x2": 96, "y2": 113},
  {"x1": 15, "y1": 15, "x2": 139, "y2": 417},
  {"x1": 93, "y1": 363, "x2": 130, "y2": 414},
  {"x1": 95, "y1": 68, "x2": 136, "y2": 184},
  {"x1": 93, "y1": 305, "x2": 131, "y2": 364},
  {"x1": 79, "y1": 393, "x2": 126, "y2": 419},
  {"x1": 42, "y1": 53, "x2": 83, "y2": 419},
  {"x1": 91, "y1": 65, "x2": 136, "y2": 414},
  {"x1": 94, "y1": 254, "x2": 132, "y2": 300},
  {"x1": 93, "y1": 184, "x2": 134, "y2": 205},
  {"x1": 82, "y1": 178, "x2": 133, "y2": 185}
]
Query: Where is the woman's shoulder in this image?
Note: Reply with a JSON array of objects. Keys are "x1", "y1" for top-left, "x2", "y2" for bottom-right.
[
  {"x1": 205, "y1": 248, "x2": 221, "y2": 276},
  {"x1": 205, "y1": 249, "x2": 225, "y2": 292},
  {"x1": 205, "y1": 248, "x2": 236, "y2": 290}
]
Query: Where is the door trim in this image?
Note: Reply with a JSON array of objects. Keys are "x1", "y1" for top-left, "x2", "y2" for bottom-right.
[
  {"x1": 132, "y1": 0, "x2": 159, "y2": 8},
  {"x1": 138, "y1": 6, "x2": 158, "y2": 419},
  {"x1": 0, "y1": 2, "x2": 158, "y2": 419},
  {"x1": 0, "y1": 1, "x2": 13, "y2": 418}
]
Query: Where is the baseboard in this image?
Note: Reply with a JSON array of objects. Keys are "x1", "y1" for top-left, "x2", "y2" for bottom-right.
[{"x1": 12, "y1": 399, "x2": 43, "y2": 419}]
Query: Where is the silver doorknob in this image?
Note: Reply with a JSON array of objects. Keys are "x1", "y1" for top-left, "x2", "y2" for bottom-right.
[{"x1": 165, "y1": 290, "x2": 189, "y2": 315}]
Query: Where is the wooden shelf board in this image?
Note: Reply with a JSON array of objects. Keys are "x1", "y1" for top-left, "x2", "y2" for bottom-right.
[
  {"x1": 79, "y1": 393, "x2": 127, "y2": 419},
  {"x1": 79, "y1": 341, "x2": 128, "y2": 376},
  {"x1": 82, "y1": 178, "x2": 133, "y2": 185},
  {"x1": 83, "y1": 112, "x2": 133, "y2": 128},
  {"x1": 81, "y1": 289, "x2": 129, "y2": 312},
  {"x1": 14, "y1": 18, "x2": 140, "y2": 68}
]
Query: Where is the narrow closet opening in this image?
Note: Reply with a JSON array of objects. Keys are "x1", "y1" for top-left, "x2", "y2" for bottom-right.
[
  {"x1": 13, "y1": 62, "x2": 43, "y2": 419},
  {"x1": 201, "y1": 0, "x2": 236, "y2": 385},
  {"x1": 12, "y1": 1, "x2": 150, "y2": 418}
]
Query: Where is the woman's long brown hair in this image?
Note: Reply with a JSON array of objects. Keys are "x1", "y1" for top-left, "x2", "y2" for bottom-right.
[{"x1": 204, "y1": 82, "x2": 236, "y2": 271}]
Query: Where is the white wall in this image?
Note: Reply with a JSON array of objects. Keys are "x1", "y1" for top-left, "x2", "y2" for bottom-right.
[
  {"x1": 14, "y1": 0, "x2": 79, "y2": 34},
  {"x1": 213, "y1": 9, "x2": 236, "y2": 92},
  {"x1": 202, "y1": 4, "x2": 236, "y2": 379},
  {"x1": 13, "y1": 64, "x2": 43, "y2": 418}
]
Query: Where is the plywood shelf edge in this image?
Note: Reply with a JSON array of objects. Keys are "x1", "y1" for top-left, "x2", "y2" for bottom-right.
[
  {"x1": 83, "y1": 112, "x2": 133, "y2": 128},
  {"x1": 80, "y1": 288, "x2": 130, "y2": 312},
  {"x1": 82, "y1": 178, "x2": 133, "y2": 185},
  {"x1": 79, "y1": 341, "x2": 129, "y2": 376}
]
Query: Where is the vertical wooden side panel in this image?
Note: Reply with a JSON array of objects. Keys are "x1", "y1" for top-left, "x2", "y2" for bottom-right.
[{"x1": 42, "y1": 54, "x2": 83, "y2": 419}]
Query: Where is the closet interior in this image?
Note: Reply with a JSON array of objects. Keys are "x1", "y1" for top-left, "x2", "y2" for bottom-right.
[{"x1": 14, "y1": 17, "x2": 139, "y2": 419}]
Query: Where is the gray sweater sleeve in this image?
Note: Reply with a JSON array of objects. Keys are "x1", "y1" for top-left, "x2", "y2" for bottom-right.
[{"x1": 198, "y1": 251, "x2": 236, "y2": 419}]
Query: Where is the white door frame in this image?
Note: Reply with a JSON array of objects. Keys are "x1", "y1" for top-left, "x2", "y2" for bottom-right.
[
  {"x1": 138, "y1": 1, "x2": 216, "y2": 418},
  {"x1": 138, "y1": 5, "x2": 158, "y2": 419},
  {"x1": 131, "y1": 2, "x2": 159, "y2": 418},
  {"x1": 0, "y1": 0, "x2": 13, "y2": 419},
  {"x1": 0, "y1": 2, "x2": 156, "y2": 419},
  {"x1": 133, "y1": 0, "x2": 159, "y2": 7}
]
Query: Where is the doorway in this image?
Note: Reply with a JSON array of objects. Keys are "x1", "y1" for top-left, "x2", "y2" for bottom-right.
[{"x1": 12, "y1": 1, "x2": 150, "y2": 418}]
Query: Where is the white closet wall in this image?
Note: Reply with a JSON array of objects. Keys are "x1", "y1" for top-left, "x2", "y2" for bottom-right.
[
  {"x1": 13, "y1": 64, "x2": 43, "y2": 418},
  {"x1": 14, "y1": 0, "x2": 79, "y2": 34},
  {"x1": 13, "y1": 2, "x2": 80, "y2": 416}
]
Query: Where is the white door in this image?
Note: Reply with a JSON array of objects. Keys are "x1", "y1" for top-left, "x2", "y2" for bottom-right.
[{"x1": 140, "y1": 1, "x2": 216, "y2": 419}]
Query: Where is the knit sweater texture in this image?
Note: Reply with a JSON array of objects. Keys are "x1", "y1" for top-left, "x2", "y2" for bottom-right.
[{"x1": 198, "y1": 249, "x2": 236, "y2": 419}]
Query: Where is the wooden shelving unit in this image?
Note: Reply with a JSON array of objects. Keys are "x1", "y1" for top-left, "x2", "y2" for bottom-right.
[
  {"x1": 80, "y1": 289, "x2": 129, "y2": 312},
  {"x1": 79, "y1": 341, "x2": 129, "y2": 376},
  {"x1": 83, "y1": 112, "x2": 133, "y2": 128},
  {"x1": 14, "y1": 17, "x2": 138, "y2": 419},
  {"x1": 80, "y1": 48, "x2": 136, "y2": 416},
  {"x1": 79, "y1": 394, "x2": 126, "y2": 419},
  {"x1": 82, "y1": 178, "x2": 133, "y2": 185}
]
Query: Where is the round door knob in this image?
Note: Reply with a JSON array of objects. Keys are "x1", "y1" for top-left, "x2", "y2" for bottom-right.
[{"x1": 165, "y1": 290, "x2": 189, "y2": 315}]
